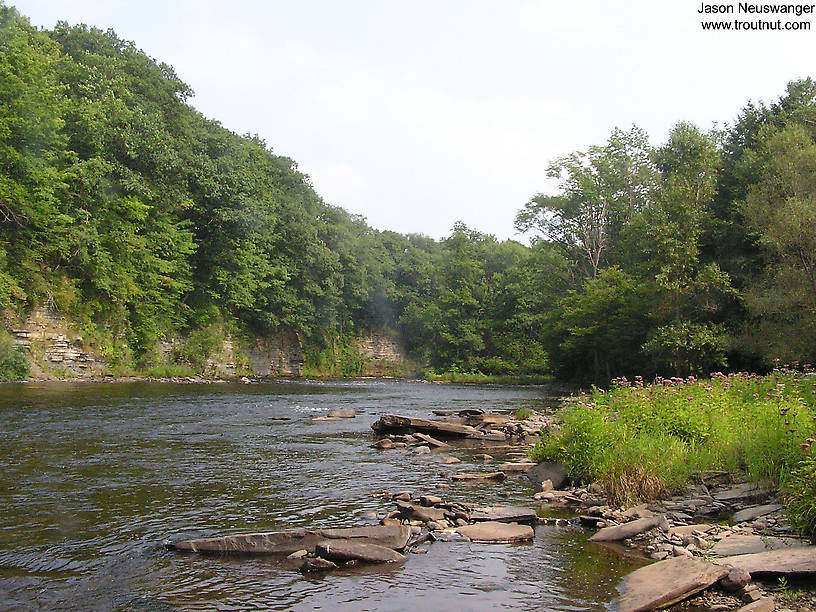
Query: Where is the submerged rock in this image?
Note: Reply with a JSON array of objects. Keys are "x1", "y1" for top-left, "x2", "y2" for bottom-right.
[
  {"x1": 452, "y1": 472, "x2": 507, "y2": 482},
  {"x1": 327, "y1": 409, "x2": 357, "y2": 418},
  {"x1": 611, "y1": 556, "x2": 729, "y2": 612},
  {"x1": 299, "y1": 557, "x2": 338, "y2": 572}
]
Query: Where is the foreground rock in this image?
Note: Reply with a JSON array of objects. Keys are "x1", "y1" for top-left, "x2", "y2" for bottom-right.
[
  {"x1": 168, "y1": 524, "x2": 411, "y2": 555},
  {"x1": 714, "y1": 546, "x2": 816, "y2": 575},
  {"x1": 611, "y1": 556, "x2": 729, "y2": 612},
  {"x1": 588, "y1": 516, "x2": 662, "y2": 543},
  {"x1": 315, "y1": 540, "x2": 406, "y2": 563},
  {"x1": 455, "y1": 521, "x2": 534, "y2": 543},
  {"x1": 371, "y1": 414, "x2": 479, "y2": 438}
]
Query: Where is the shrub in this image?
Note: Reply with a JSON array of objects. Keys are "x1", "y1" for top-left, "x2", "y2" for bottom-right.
[
  {"x1": 784, "y1": 452, "x2": 816, "y2": 541},
  {"x1": 530, "y1": 370, "x2": 816, "y2": 520},
  {"x1": 0, "y1": 331, "x2": 30, "y2": 381}
]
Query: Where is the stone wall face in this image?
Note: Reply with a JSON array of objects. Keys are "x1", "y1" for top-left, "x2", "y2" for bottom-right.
[
  {"x1": 358, "y1": 332, "x2": 405, "y2": 375},
  {"x1": 10, "y1": 308, "x2": 105, "y2": 375},
  {"x1": 357, "y1": 333, "x2": 405, "y2": 362},
  {"x1": 247, "y1": 328, "x2": 304, "y2": 377}
]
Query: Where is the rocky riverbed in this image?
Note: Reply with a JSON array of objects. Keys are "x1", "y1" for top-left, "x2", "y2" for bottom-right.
[{"x1": 167, "y1": 406, "x2": 816, "y2": 611}]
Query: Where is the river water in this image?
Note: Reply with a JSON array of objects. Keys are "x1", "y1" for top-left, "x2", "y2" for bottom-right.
[{"x1": 0, "y1": 380, "x2": 645, "y2": 611}]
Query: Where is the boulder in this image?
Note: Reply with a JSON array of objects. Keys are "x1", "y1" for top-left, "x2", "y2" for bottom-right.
[
  {"x1": 315, "y1": 540, "x2": 405, "y2": 563},
  {"x1": 611, "y1": 556, "x2": 729, "y2": 612},
  {"x1": 720, "y1": 567, "x2": 751, "y2": 591},
  {"x1": 327, "y1": 408, "x2": 356, "y2": 418},
  {"x1": 732, "y1": 503, "x2": 783, "y2": 523},
  {"x1": 714, "y1": 546, "x2": 816, "y2": 575},
  {"x1": 455, "y1": 521, "x2": 534, "y2": 543},
  {"x1": 372, "y1": 439, "x2": 395, "y2": 450},
  {"x1": 526, "y1": 461, "x2": 568, "y2": 491},
  {"x1": 371, "y1": 414, "x2": 479, "y2": 438},
  {"x1": 452, "y1": 472, "x2": 507, "y2": 482},
  {"x1": 441, "y1": 456, "x2": 461, "y2": 464},
  {"x1": 588, "y1": 516, "x2": 662, "y2": 542},
  {"x1": 168, "y1": 524, "x2": 411, "y2": 555},
  {"x1": 469, "y1": 505, "x2": 537, "y2": 525}
]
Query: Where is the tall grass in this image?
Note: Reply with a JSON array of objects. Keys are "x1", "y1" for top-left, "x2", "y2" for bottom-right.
[{"x1": 531, "y1": 370, "x2": 816, "y2": 522}]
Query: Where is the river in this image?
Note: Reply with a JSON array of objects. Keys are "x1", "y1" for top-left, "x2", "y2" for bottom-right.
[{"x1": 0, "y1": 380, "x2": 644, "y2": 611}]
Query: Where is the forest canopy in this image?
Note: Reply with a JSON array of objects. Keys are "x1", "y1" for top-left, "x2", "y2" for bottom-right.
[{"x1": 1, "y1": 3, "x2": 815, "y2": 382}]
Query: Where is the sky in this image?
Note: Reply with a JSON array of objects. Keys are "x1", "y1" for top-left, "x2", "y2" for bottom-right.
[{"x1": 11, "y1": 1, "x2": 816, "y2": 240}]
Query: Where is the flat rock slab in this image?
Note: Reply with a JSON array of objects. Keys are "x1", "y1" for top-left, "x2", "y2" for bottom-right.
[
  {"x1": 469, "y1": 505, "x2": 537, "y2": 524},
  {"x1": 371, "y1": 414, "x2": 478, "y2": 438},
  {"x1": 732, "y1": 503, "x2": 783, "y2": 523},
  {"x1": 414, "y1": 432, "x2": 450, "y2": 448},
  {"x1": 315, "y1": 540, "x2": 405, "y2": 563},
  {"x1": 713, "y1": 483, "x2": 771, "y2": 504},
  {"x1": 712, "y1": 534, "x2": 804, "y2": 557},
  {"x1": 669, "y1": 524, "x2": 715, "y2": 537},
  {"x1": 168, "y1": 524, "x2": 411, "y2": 555},
  {"x1": 589, "y1": 516, "x2": 661, "y2": 542},
  {"x1": 526, "y1": 461, "x2": 568, "y2": 491},
  {"x1": 736, "y1": 598, "x2": 775, "y2": 612},
  {"x1": 715, "y1": 546, "x2": 816, "y2": 575},
  {"x1": 612, "y1": 556, "x2": 729, "y2": 612},
  {"x1": 455, "y1": 521, "x2": 534, "y2": 543},
  {"x1": 452, "y1": 472, "x2": 507, "y2": 482},
  {"x1": 498, "y1": 462, "x2": 534, "y2": 473}
]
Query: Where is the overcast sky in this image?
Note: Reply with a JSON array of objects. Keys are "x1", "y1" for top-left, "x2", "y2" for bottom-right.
[{"x1": 12, "y1": 1, "x2": 816, "y2": 240}]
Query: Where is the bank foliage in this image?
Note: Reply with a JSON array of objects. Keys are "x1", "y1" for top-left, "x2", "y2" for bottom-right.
[
  {"x1": 532, "y1": 370, "x2": 816, "y2": 538},
  {"x1": 2, "y1": 4, "x2": 816, "y2": 383}
]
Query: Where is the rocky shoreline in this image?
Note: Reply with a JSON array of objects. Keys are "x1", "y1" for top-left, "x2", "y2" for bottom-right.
[{"x1": 167, "y1": 408, "x2": 816, "y2": 611}]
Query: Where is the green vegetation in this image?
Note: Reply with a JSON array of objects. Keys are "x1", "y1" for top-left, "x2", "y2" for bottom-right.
[
  {"x1": 2, "y1": 3, "x2": 816, "y2": 385},
  {"x1": 531, "y1": 370, "x2": 816, "y2": 535},
  {"x1": 0, "y1": 330, "x2": 28, "y2": 380},
  {"x1": 513, "y1": 407, "x2": 533, "y2": 420}
]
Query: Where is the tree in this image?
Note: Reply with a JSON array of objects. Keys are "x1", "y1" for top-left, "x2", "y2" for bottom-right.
[
  {"x1": 738, "y1": 124, "x2": 816, "y2": 363},
  {"x1": 515, "y1": 126, "x2": 657, "y2": 281}
]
